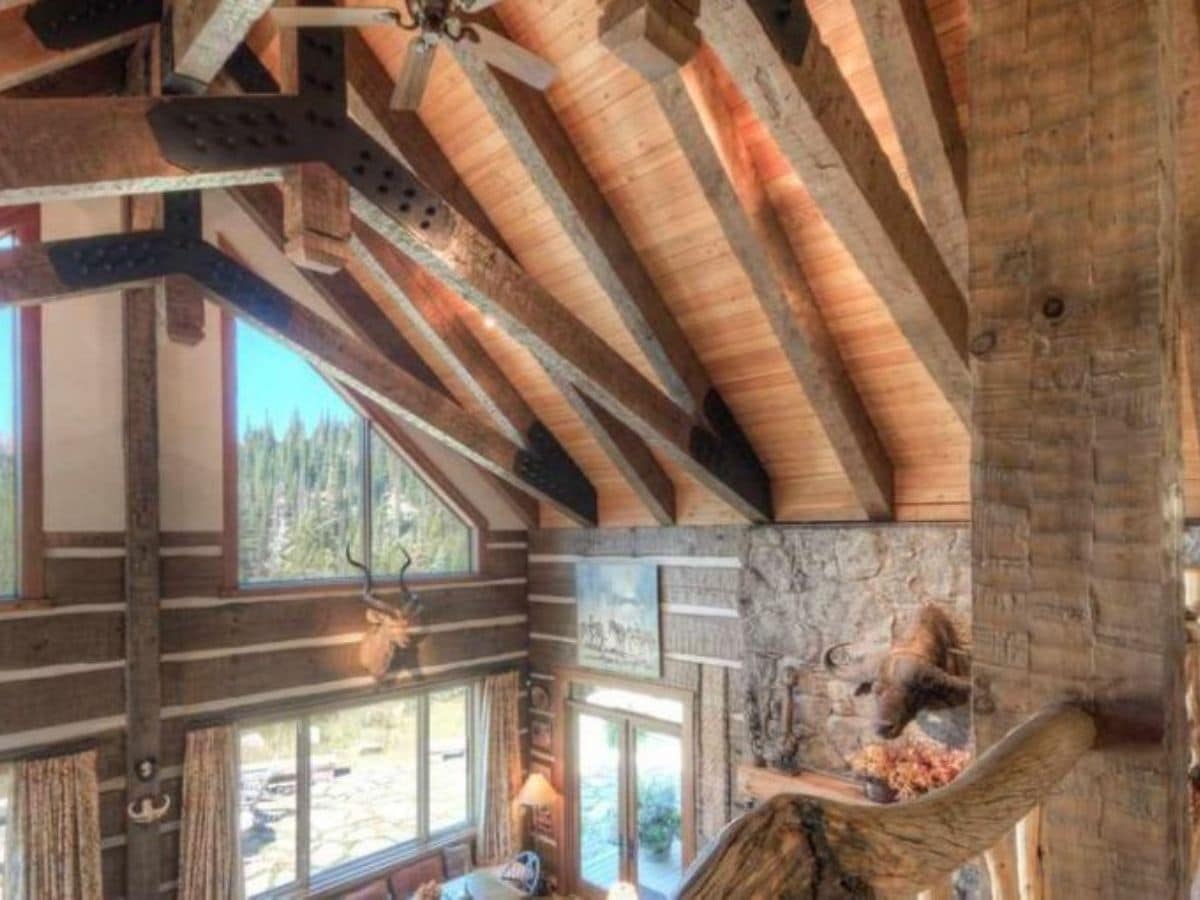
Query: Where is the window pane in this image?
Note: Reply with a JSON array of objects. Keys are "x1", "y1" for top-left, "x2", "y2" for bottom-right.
[
  {"x1": 370, "y1": 430, "x2": 471, "y2": 576},
  {"x1": 308, "y1": 697, "x2": 419, "y2": 875},
  {"x1": 0, "y1": 307, "x2": 17, "y2": 598},
  {"x1": 236, "y1": 322, "x2": 362, "y2": 583},
  {"x1": 428, "y1": 686, "x2": 469, "y2": 832},
  {"x1": 240, "y1": 721, "x2": 299, "y2": 897}
]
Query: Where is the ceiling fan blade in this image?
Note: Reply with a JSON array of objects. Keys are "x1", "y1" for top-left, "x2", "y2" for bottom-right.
[
  {"x1": 466, "y1": 25, "x2": 557, "y2": 91},
  {"x1": 271, "y1": 7, "x2": 399, "y2": 28},
  {"x1": 391, "y1": 39, "x2": 438, "y2": 110}
]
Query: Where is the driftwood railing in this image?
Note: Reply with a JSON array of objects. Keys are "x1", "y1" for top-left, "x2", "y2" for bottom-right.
[{"x1": 676, "y1": 705, "x2": 1095, "y2": 899}]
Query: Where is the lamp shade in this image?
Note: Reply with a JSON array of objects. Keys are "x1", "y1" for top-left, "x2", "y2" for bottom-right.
[
  {"x1": 515, "y1": 772, "x2": 556, "y2": 808},
  {"x1": 606, "y1": 883, "x2": 639, "y2": 900}
]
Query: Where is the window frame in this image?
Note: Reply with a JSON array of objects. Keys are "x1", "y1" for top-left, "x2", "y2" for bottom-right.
[
  {"x1": 221, "y1": 311, "x2": 482, "y2": 592},
  {"x1": 0, "y1": 205, "x2": 43, "y2": 603},
  {"x1": 237, "y1": 680, "x2": 479, "y2": 899}
]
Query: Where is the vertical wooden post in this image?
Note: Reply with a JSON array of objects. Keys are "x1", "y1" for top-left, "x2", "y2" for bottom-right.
[
  {"x1": 123, "y1": 251, "x2": 163, "y2": 899},
  {"x1": 970, "y1": 0, "x2": 1189, "y2": 895},
  {"x1": 124, "y1": 33, "x2": 164, "y2": 900},
  {"x1": 985, "y1": 830, "x2": 1019, "y2": 900},
  {"x1": 1015, "y1": 806, "x2": 1043, "y2": 900}
]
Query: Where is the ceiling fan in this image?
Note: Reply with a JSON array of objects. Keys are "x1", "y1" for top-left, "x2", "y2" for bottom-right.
[{"x1": 270, "y1": 1, "x2": 559, "y2": 111}]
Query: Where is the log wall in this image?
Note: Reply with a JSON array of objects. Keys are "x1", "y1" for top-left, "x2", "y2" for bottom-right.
[{"x1": 0, "y1": 532, "x2": 529, "y2": 899}]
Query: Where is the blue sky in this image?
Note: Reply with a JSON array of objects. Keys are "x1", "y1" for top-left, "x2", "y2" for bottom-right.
[{"x1": 236, "y1": 321, "x2": 355, "y2": 437}]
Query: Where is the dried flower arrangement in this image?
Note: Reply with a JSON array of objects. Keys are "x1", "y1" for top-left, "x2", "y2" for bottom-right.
[{"x1": 849, "y1": 738, "x2": 970, "y2": 801}]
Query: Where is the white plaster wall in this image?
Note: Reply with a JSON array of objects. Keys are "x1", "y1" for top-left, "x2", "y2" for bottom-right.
[
  {"x1": 34, "y1": 192, "x2": 523, "y2": 535},
  {"x1": 158, "y1": 300, "x2": 223, "y2": 532},
  {"x1": 40, "y1": 198, "x2": 125, "y2": 531}
]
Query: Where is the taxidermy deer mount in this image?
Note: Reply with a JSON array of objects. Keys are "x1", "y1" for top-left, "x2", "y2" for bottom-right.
[{"x1": 346, "y1": 544, "x2": 422, "y2": 680}]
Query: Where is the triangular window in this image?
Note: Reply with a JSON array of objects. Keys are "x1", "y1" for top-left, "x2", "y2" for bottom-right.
[{"x1": 235, "y1": 321, "x2": 473, "y2": 584}]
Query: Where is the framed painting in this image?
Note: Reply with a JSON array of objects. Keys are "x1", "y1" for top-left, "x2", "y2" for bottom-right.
[{"x1": 575, "y1": 561, "x2": 661, "y2": 678}]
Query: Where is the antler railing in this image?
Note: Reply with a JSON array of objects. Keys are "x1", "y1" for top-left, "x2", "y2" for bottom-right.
[{"x1": 677, "y1": 705, "x2": 1095, "y2": 899}]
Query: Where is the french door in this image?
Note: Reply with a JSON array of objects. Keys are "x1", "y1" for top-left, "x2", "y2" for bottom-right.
[{"x1": 570, "y1": 696, "x2": 689, "y2": 900}]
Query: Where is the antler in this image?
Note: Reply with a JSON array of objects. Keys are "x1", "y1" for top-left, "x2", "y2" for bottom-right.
[{"x1": 346, "y1": 544, "x2": 396, "y2": 618}]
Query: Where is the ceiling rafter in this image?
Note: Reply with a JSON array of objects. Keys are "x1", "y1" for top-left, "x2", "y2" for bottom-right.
[
  {"x1": 0, "y1": 198, "x2": 598, "y2": 523},
  {"x1": 601, "y1": 1, "x2": 894, "y2": 520},
  {"x1": 698, "y1": 0, "x2": 970, "y2": 425},
  {"x1": 850, "y1": 0, "x2": 967, "y2": 294},
  {"x1": 168, "y1": 0, "x2": 275, "y2": 90},
  {"x1": 237, "y1": 28, "x2": 677, "y2": 522},
  {"x1": 229, "y1": 181, "x2": 541, "y2": 528},
  {"x1": 446, "y1": 8, "x2": 712, "y2": 418}
]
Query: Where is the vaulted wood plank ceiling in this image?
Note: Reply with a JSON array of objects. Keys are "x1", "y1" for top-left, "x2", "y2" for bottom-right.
[
  {"x1": 5, "y1": 0, "x2": 1200, "y2": 524},
  {"x1": 353, "y1": 0, "x2": 972, "y2": 525}
]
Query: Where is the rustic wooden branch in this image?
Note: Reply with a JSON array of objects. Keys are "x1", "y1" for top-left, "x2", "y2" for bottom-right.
[
  {"x1": 170, "y1": 0, "x2": 274, "y2": 89},
  {"x1": 678, "y1": 706, "x2": 1095, "y2": 898}
]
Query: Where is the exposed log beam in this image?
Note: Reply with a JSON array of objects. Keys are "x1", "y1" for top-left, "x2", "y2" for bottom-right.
[
  {"x1": 351, "y1": 223, "x2": 537, "y2": 448},
  {"x1": 698, "y1": 0, "x2": 969, "y2": 424},
  {"x1": 0, "y1": 54, "x2": 770, "y2": 518},
  {"x1": 1181, "y1": 0, "x2": 1200, "y2": 458},
  {"x1": 0, "y1": 98, "x2": 283, "y2": 203},
  {"x1": 229, "y1": 181, "x2": 545, "y2": 527},
  {"x1": 559, "y1": 380, "x2": 675, "y2": 525},
  {"x1": 169, "y1": 0, "x2": 274, "y2": 90},
  {"x1": 0, "y1": 5, "x2": 148, "y2": 93},
  {"x1": 343, "y1": 31, "x2": 513, "y2": 255},
  {"x1": 849, "y1": 0, "x2": 966, "y2": 293},
  {"x1": 970, "y1": 0, "x2": 1187, "y2": 891},
  {"x1": 228, "y1": 182, "x2": 446, "y2": 394},
  {"x1": 0, "y1": 216, "x2": 597, "y2": 523},
  {"x1": 601, "y1": 6, "x2": 893, "y2": 520},
  {"x1": 449, "y1": 10, "x2": 709, "y2": 416}
]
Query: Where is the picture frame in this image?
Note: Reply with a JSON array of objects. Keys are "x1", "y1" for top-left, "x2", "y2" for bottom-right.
[{"x1": 575, "y1": 561, "x2": 661, "y2": 679}]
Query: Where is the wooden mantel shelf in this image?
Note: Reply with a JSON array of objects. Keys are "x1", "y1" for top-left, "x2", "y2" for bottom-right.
[{"x1": 736, "y1": 763, "x2": 876, "y2": 808}]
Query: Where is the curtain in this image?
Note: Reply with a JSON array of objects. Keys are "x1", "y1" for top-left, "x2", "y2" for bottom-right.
[
  {"x1": 179, "y1": 725, "x2": 243, "y2": 900},
  {"x1": 3, "y1": 748, "x2": 102, "y2": 900},
  {"x1": 476, "y1": 670, "x2": 522, "y2": 864}
]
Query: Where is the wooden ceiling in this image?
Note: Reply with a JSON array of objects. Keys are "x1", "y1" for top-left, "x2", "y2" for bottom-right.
[
  {"x1": 359, "y1": 0, "x2": 972, "y2": 526},
  {"x1": 5, "y1": 0, "x2": 1200, "y2": 526}
]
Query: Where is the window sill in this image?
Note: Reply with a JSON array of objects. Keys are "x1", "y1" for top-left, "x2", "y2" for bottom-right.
[
  {"x1": 252, "y1": 826, "x2": 476, "y2": 900},
  {"x1": 222, "y1": 572, "x2": 507, "y2": 601}
]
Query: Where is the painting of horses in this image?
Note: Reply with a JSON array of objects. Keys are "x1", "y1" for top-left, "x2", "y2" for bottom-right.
[{"x1": 575, "y1": 561, "x2": 660, "y2": 678}]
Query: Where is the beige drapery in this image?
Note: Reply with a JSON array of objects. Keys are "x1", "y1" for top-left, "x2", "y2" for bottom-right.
[
  {"x1": 476, "y1": 670, "x2": 522, "y2": 865},
  {"x1": 3, "y1": 748, "x2": 102, "y2": 900},
  {"x1": 178, "y1": 725, "x2": 243, "y2": 900}
]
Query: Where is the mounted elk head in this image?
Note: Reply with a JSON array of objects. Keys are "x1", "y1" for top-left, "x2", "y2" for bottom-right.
[
  {"x1": 347, "y1": 545, "x2": 421, "y2": 681},
  {"x1": 824, "y1": 604, "x2": 970, "y2": 740}
]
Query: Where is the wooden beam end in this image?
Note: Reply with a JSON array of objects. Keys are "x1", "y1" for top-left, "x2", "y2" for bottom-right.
[{"x1": 599, "y1": 0, "x2": 701, "y2": 81}]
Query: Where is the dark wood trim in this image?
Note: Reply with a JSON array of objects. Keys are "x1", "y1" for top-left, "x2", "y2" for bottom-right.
[
  {"x1": 220, "y1": 308, "x2": 238, "y2": 592},
  {"x1": 10, "y1": 205, "x2": 43, "y2": 601},
  {"x1": 121, "y1": 193, "x2": 163, "y2": 899}
]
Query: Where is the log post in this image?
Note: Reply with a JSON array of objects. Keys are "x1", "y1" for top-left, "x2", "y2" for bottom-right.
[{"x1": 970, "y1": 0, "x2": 1190, "y2": 894}]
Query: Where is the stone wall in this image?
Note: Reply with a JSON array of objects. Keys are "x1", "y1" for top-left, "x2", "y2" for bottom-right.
[{"x1": 739, "y1": 524, "x2": 971, "y2": 771}]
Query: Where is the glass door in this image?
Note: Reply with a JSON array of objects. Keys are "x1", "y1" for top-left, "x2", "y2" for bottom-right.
[
  {"x1": 570, "y1": 685, "x2": 688, "y2": 900},
  {"x1": 574, "y1": 711, "x2": 625, "y2": 896}
]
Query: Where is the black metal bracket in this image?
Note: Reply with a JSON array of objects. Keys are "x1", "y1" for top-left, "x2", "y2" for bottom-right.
[
  {"x1": 746, "y1": 0, "x2": 813, "y2": 66},
  {"x1": 24, "y1": 0, "x2": 162, "y2": 50}
]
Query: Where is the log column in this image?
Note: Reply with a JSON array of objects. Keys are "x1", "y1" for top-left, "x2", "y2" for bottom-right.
[{"x1": 970, "y1": 0, "x2": 1189, "y2": 895}]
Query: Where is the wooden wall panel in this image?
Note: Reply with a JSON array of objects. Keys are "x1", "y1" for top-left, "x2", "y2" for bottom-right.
[
  {"x1": 161, "y1": 583, "x2": 527, "y2": 653},
  {"x1": 0, "y1": 610, "x2": 123, "y2": 670},
  {"x1": 44, "y1": 556, "x2": 124, "y2": 605}
]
